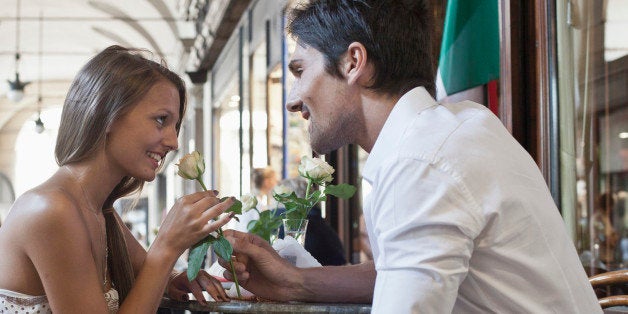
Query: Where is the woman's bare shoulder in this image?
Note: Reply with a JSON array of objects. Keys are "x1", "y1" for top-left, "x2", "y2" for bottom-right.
[
  {"x1": 13, "y1": 183, "x2": 76, "y2": 212},
  {"x1": 5, "y1": 184, "x2": 85, "y2": 238}
]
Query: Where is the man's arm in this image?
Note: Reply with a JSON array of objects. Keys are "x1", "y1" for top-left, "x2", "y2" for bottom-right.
[
  {"x1": 367, "y1": 158, "x2": 479, "y2": 313},
  {"x1": 298, "y1": 261, "x2": 375, "y2": 303},
  {"x1": 222, "y1": 229, "x2": 375, "y2": 303}
]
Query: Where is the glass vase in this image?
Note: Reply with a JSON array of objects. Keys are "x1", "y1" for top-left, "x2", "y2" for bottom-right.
[{"x1": 282, "y1": 218, "x2": 309, "y2": 246}]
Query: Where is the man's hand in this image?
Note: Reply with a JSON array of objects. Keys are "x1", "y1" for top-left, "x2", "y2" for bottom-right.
[{"x1": 219, "y1": 229, "x2": 304, "y2": 301}]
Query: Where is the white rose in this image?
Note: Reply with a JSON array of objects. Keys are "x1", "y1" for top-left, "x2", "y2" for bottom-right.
[
  {"x1": 298, "y1": 156, "x2": 334, "y2": 183},
  {"x1": 176, "y1": 151, "x2": 205, "y2": 180},
  {"x1": 273, "y1": 184, "x2": 293, "y2": 195},
  {"x1": 240, "y1": 194, "x2": 258, "y2": 212}
]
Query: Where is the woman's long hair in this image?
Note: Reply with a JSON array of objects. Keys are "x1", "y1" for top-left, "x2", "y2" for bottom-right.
[{"x1": 55, "y1": 45, "x2": 187, "y2": 302}]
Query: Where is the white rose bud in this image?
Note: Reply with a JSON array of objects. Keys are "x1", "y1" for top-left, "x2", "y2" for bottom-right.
[
  {"x1": 273, "y1": 184, "x2": 293, "y2": 195},
  {"x1": 177, "y1": 151, "x2": 205, "y2": 180},
  {"x1": 240, "y1": 194, "x2": 258, "y2": 212},
  {"x1": 298, "y1": 156, "x2": 334, "y2": 183}
]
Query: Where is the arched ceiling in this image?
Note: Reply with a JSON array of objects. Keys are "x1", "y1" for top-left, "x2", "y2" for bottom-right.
[{"x1": 0, "y1": 0, "x2": 196, "y2": 131}]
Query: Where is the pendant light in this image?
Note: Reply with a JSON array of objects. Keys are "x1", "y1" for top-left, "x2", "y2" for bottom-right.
[
  {"x1": 7, "y1": 0, "x2": 30, "y2": 103},
  {"x1": 34, "y1": 11, "x2": 45, "y2": 134}
]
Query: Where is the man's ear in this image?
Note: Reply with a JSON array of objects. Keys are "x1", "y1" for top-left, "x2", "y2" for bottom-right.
[{"x1": 341, "y1": 42, "x2": 372, "y2": 86}]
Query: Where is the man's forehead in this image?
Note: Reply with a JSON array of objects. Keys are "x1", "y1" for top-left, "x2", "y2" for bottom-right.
[
  {"x1": 290, "y1": 44, "x2": 318, "y2": 62},
  {"x1": 291, "y1": 45, "x2": 307, "y2": 59}
]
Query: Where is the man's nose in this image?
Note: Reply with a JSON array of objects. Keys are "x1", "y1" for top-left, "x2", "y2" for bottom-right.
[
  {"x1": 285, "y1": 97, "x2": 303, "y2": 112},
  {"x1": 286, "y1": 86, "x2": 302, "y2": 112}
]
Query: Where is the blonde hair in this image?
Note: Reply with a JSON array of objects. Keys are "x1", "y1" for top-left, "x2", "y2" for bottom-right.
[{"x1": 251, "y1": 167, "x2": 277, "y2": 192}]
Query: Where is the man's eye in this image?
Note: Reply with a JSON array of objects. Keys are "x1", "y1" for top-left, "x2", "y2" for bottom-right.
[{"x1": 156, "y1": 116, "x2": 167, "y2": 125}]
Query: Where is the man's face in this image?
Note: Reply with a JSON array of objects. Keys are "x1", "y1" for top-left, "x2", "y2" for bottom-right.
[{"x1": 285, "y1": 45, "x2": 361, "y2": 154}]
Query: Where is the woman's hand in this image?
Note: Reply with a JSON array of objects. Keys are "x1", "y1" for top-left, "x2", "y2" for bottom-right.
[
  {"x1": 166, "y1": 270, "x2": 229, "y2": 304},
  {"x1": 154, "y1": 191, "x2": 234, "y2": 258}
]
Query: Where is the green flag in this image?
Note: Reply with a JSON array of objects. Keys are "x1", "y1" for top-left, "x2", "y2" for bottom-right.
[{"x1": 436, "y1": 0, "x2": 500, "y2": 100}]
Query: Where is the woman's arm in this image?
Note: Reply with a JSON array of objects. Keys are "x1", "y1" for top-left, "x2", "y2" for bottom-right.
[
  {"x1": 117, "y1": 209, "x2": 228, "y2": 303},
  {"x1": 115, "y1": 192, "x2": 233, "y2": 313},
  {"x1": 26, "y1": 190, "x2": 232, "y2": 314}
]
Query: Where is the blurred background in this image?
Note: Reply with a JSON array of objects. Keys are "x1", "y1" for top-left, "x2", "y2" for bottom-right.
[{"x1": 0, "y1": 0, "x2": 627, "y2": 279}]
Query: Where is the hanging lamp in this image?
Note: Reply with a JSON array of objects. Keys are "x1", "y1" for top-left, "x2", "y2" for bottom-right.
[
  {"x1": 34, "y1": 11, "x2": 45, "y2": 134},
  {"x1": 7, "y1": 0, "x2": 29, "y2": 103}
]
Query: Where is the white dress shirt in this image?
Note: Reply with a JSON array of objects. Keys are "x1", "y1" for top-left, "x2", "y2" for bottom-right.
[{"x1": 362, "y1": 87, "x2": 601, "y2": 313}]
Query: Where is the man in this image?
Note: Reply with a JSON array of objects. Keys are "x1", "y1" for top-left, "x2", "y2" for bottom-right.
[{"x1": 221, "y1": 0, "x2": 601, "y2": 312}]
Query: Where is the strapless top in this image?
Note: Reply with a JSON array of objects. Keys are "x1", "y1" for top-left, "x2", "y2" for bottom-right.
[{"x1": 0, "y1": 287, "x2": 119, "y2": 313}]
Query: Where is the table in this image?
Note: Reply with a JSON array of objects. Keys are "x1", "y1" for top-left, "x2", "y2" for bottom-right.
[
  {"x1": 605, "y1": 306, "x2": 628, "y2": 314},
  {"x1": 159, "y1": 297, "x2": 372, "y2": 313}
]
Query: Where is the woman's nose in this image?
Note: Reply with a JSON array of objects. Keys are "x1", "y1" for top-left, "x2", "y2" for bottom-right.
[{"x1": 164, "y1": 127, "x2": 179, "y2": 151}]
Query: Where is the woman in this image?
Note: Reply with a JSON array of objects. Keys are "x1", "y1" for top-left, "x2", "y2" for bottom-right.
[
  {"x1": 251, "y1": 167, "x2": 279, "y2": 211},
  {"x1": 234, "y1": 167, "x2": 278, "y2": 232},
  {"x1": 0, "y1": 45, "x2": 232, "y2": 313}
]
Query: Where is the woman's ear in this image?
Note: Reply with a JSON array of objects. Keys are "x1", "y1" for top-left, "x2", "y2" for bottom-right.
[
  {"x1": 105, "y1": 119, "x2": 116, "y2": 134},
  {"x1": 341, "y1": 42, "x2": 373, "y2": 86}
]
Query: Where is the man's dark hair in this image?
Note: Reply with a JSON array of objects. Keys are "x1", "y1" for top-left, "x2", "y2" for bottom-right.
[{"x1": 287, "y1": 0, "x2": 436, "y2": 97}]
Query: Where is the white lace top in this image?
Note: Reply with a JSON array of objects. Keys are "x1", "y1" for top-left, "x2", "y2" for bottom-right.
[{"x1": 0, "y1": 288, "x2": 119, "y2": 313}]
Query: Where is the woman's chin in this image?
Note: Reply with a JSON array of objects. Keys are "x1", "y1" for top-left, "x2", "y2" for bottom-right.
[{"x1": 135, "y1": 171, "x2": 157, "y2": 182}]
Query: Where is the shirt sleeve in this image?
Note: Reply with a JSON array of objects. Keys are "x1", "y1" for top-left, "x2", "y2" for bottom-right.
[{"x1": 368, "y1": 156, "x2": 483, "y2": 313}]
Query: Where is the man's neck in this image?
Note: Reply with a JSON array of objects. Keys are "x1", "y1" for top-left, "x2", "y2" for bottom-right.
[{"x1": 358, "y1": 91, "x2": 401, "y2": 153}]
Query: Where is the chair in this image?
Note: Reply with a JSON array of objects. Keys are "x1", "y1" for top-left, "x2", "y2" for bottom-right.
[{"x1": 589, "y1": 269, "x2": 628, "y2": 308}]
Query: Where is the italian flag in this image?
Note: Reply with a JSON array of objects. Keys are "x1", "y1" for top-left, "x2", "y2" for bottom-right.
[{"x1": 436, "y1": 0, "x2": 500, "y2": 101}]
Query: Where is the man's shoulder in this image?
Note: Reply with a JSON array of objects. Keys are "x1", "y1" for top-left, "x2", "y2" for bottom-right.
[
  {"x1": 388, "y1": 100, "x2": 513, "y2": 178},
  {"x1": 393, "y1": 103, "x2": 484, "y2": 157}
]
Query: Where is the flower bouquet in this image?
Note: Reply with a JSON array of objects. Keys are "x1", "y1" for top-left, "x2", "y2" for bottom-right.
[{"x1": 271, "y1": 156, "x2": 356, "y2": 244}]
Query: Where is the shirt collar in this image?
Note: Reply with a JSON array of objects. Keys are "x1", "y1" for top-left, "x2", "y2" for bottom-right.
[{"x1": 362, "y1": 86, "x2": 438, "y2": 183}]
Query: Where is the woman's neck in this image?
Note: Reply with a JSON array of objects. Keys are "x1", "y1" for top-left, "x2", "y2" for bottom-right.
[{"x1": 62, "y1": 161, "x2": 124, "y2": 210}]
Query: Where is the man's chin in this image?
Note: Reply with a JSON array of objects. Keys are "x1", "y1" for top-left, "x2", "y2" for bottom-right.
[
  {"x1": 312, "y1": 148, "x2": 328, "y2": 156},
  {"x1": 311, "y1": 140, "x2": 343, "y2": 156}
]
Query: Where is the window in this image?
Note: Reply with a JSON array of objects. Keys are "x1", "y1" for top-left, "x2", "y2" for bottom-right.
[{"x1": 557, "y1": 0, "x2": 628, "y2": 275}]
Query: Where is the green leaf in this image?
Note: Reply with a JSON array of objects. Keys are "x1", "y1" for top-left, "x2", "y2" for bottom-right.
[
  {"x1": 247, "y1": 219, "x2": 259, "y2": 232},
  {"x1": 324, "y1": 184, "x2": 357, "y2": 199},
  {"x1": 221, "y1": 197, "x2": 242, "y2": 215},
  {"x1": 247, "y1": 210, "x2": 283, "y2": 243},
  {"x1": 269, "y1": 218, "x2": 283, "y2": 229},
  {"x1": 187, "y1": 235, "x2": 216, "y2": 281},
  {"x1": 283, "y1": 202, "x2": 298, "y2": 211},
  {"x1": 273, "y1": 192, "x2": 299, "y2": 204},
  {"x1": 213, "y1": 236, "x2": 233, "y2": 262},
  {"x1": 307, "y1": 190, "x2": 324, "y2": 207}
]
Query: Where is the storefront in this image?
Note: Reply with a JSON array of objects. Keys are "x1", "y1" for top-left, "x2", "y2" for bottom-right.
[
  {"x1": 489, "y1": 0, "x2": 626, "y2": 277},
  {"x1": 554, "y1": 0, "x2": 627, "y2": 275}
]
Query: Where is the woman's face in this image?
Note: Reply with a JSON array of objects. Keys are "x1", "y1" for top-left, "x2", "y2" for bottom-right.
[
  {"x1": 105, "y1": 80, "x2": 181, "y2": 181},
  {"x1": 262, "y1": 173, "x2": 279, "y2": 193}
]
